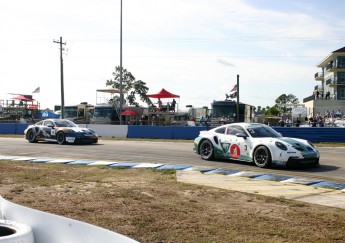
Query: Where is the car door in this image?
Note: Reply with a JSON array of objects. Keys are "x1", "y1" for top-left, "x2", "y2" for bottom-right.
[
  {"x1": 42, "y1": 120, "x2": 56, "y2": 139},
  {"x1": 218, "y1": 125, "x2": 252, "y2": 161}
]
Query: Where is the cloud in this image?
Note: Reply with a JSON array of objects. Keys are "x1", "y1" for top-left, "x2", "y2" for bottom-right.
[
  {"x1": 1, "y1": 0, "x2": 345, "y2": 110},
  {"x1": 217, "y1": 59, "x2": 235, "y2": 67}
]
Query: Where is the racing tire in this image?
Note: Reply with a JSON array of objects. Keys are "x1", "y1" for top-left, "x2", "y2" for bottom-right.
[
  {"x1": 199, "y1": 139, "x2": 214, "y2": 160},
  {"x1": 56, "y1": 132, "x2": 66, "y2": 145},
  {"x1": 0, "y1": 220, "x2": 34, "y2": 243},
  {"x1": 27, "y1": 129, "x2": 37, "y2": 143},
  {"x1": 253, "y1": 146, "x2": 272, "y2": 168}
]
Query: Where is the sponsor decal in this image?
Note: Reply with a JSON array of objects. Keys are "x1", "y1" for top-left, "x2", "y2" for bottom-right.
[
  {"x1": 229, "y1": 144, "x2": 240, "y2": 159},
  {"x1": 66, "y1": 137, "x2": 76, "y2": 143},
  {"x1": 42, "y1": 129, "x2": 50, "y2": 138}
]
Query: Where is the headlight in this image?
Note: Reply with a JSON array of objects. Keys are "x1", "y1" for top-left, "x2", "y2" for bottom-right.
[{"x1": 275, "y1": 141, "x2": 287, "y2": 151}]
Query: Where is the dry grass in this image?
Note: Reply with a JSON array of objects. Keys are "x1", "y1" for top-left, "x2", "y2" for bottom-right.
[{"x1": 1, "y1": 161, "x2": 345, "y2": 242}]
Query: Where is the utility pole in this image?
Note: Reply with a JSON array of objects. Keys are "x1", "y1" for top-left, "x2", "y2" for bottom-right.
[
  {"x1": 53, "y1": 37, "x2": 66, "y2": 119},
  {"x1": 119, "y1": 0, "x2": 124, "y2": 125},
  {"x1": 236, "y1": 74, "x2": 240, "y2": 122}
]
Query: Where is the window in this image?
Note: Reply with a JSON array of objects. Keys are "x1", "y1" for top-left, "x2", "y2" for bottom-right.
[
  {"x1": 43, "y1": 121, "x2": 54, "y2": 127},
  {"x1": 339, "y1": 88, "x2": 345, "y2": 99},
  {"x1": 338, "y1": 57, "x2": 345, "y2": 68},
  {"x1": 227, "y1": 125, "x2": 246, "y2": 135},
  {"x1": 215, "y1": 127, "x2": 226, "y2": 134},
  {"x1": 338, "y1": 73, "x2": 345, "y2": 84},
  {"x1": 247, "y1": 125, "x2": 282, "y2": 138}
]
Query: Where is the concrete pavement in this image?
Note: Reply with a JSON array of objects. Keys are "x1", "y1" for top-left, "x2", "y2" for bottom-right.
[{"x1": 177, "y1": 170, "x2": 345, "y2": 209}]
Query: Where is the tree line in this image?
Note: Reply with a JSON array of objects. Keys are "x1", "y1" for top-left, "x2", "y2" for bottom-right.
[{"x1": 107, "y1": 66, "x2": 299, "y2": 115}]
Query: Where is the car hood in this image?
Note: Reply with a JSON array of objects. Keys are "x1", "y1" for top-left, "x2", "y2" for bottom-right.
[
  {"x1": 66, "y1": 127, "x2": 94, "y2": 133},
  {"x1": 276, "y1": 137, "x2": 313, "y2": 151}
]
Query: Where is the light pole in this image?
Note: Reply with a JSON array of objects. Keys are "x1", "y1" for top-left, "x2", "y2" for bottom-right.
[{"x1": 119, "y1": 0, "x2": 124, "y2": 125}]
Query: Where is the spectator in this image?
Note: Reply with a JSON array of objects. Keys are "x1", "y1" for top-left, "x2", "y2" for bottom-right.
[
  {"x1": 199, "y1": 116, "x2": 205, "y2": 126},
  {"x1": 309, "y1": 116, "x2": 316, "y2": 127},
  {"x1": 295, "y1": 118, "x2": 301, "y2": 127},
  {"x1": 325, "y1": 110, "x2": 330, "y2": 117},
  {"x1": 157, "y1": 98, "x2": 162, "y2": 111},
  {"x1": 329, "y1": 114, "x2": 336, "y2": 127},
  {"x1": 278, "y1": 117, "x2": 285, "y2": 127},
  {"x1": 205, "y1": 115, "x2": 211, "y2": 130},
  {"x1": 285, "y1": 117, "x2": 292, "y2": 127},
  {"x1": 170, "y1": 99, "x2": 176, "y2": 111},
  {"x1": 316, "y1": 113, "x2": 322, "y2": 123},
  {"x1": 336, "y1": 109, "x2": 342, "y2": 118}
]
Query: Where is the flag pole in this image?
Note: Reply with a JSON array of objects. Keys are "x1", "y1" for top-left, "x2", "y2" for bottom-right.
[{"x1": 236, "y1": 74, "x2": 239, "y2": 122}]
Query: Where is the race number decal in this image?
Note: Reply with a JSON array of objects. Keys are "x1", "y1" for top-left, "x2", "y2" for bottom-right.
[
  {"x1": 51, "y1": 129, "x2": 56, "y2": 136},
  {"x1": 230, "y1": 144, "x2": 240, "y2": 159}
]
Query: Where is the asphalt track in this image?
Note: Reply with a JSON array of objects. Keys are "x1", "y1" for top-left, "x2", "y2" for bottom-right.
[
  {"x1": 0, "y1": 137, "x2": 344, "y2": 182},
  {"x1": 2, "y1": 137, "x2": 345, "y2": 208}
]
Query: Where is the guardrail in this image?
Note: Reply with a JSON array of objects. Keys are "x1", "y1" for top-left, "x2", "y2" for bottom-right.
[{"x1": 1, "y1": 123, "x2": 345, "y2": 142}]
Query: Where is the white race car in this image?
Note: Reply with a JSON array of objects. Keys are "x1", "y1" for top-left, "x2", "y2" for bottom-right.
[
  {"x1": 24, "y1": 119, "x2": 98, "y2": 145},
  {"x1": 193, "y1": 123, "x2": 320, "y2": 168}
]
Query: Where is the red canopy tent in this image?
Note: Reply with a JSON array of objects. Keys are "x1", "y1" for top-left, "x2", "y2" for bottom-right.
[
  {"x1": 120, "y1": 109, "x2": 137, "y2": 116},
  {"x1": 11, "y1": 95, "x2": 34, "y2": 102},
  {"x1": 147, "y1": 88, "x2": 180, "y2": 99}
]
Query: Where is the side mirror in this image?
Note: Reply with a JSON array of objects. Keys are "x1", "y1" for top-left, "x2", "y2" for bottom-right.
[{"x1": 236, "y1": 132, "x2": 247, "y2": 139}]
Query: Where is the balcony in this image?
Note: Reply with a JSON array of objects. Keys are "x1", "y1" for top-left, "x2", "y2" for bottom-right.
[
  {"x1": 314, "y1": 85, "x2": 323, "y2": 91},
  {"x1": 326, "y1": 63, "x2": 345, "y2": 72},
  {"x1": 325, "y1": 78, "x2": 345, "y2": 87},
  {"x1": 326, "y1": 79, "x2": 335, "y2": 87},
  {"x1": 314, "y1": 72, "x2": 324, "y2": 81}
]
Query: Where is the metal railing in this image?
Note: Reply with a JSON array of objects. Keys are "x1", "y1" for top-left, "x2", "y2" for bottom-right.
[{"x1": 314, "y1": 72, "x2": 323, "y2": 79}]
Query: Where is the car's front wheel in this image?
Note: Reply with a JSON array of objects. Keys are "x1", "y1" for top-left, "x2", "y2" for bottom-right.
[
  {"x1": 253, "y1": 146, "x2": 271, "y2": 168},
  {"x1": 56, "y1": 132, "x2": 65, "y2": 145},
  {"x1": 199, "y1": 139, "x2": 214, "y2": 160},
  {"x1": 27, "y1": 129, "x2": 37, "y2": 143}
]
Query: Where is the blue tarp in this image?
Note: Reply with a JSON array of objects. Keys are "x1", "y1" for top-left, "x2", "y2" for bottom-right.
[{"x1": 35, "y1": 111, "x2": 60, "y2": 119}]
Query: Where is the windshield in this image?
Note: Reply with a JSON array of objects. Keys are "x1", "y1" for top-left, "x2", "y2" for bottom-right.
[
  {"x1": 247, "y1": 125, "x2": 282, "y2": 138},
  {"x1": 94, "y1": 107, "x2": 112, "y2": 118},
  {"x1": 54, "y1": 120, "x2": 77, "y2": 128},
  {"x1": 64, "y1": 107, "x2": 78, "y2": 118}
]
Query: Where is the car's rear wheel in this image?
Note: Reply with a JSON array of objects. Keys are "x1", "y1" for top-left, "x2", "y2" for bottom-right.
[
  {"x1": 56, "y1": 132, "x2": 65, "y2": 145},
  {"x1": 253, "y1": 146, "x2": 271, "y2": 168},
  {"x1": 27, "y1": 130, "x2": 37, "y2": 143},
  {"x1": 199, "y1": 139, "x2": 214, "y2": 160}
]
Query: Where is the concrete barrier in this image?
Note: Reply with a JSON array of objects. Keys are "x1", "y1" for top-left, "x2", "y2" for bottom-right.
[{"x1": 80, "y1": 124, "x2": 128, "y2": 138}]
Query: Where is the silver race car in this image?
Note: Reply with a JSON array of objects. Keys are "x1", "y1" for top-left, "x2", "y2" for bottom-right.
[{"x1": 194, "y1": 123, "x2": 320, "y2": 168}]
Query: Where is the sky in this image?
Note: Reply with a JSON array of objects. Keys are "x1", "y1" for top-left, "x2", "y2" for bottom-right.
[{"x1": 1, "y1": 0, "x2": 345, "y2": 111}]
